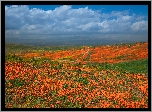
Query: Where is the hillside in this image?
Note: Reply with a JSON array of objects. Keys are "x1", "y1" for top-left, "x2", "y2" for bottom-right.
[{"x1": 5, "y1": 42, "x2": 148, "y2": 108}]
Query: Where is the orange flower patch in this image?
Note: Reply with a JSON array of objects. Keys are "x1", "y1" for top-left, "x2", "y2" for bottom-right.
[{"x1": 5, "y1": 42, "x2": 148, "y2": 108}]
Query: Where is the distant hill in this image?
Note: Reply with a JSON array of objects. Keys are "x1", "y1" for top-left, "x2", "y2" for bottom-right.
[{"x1": 5, "y1": 37, "x2": 136, "y2": 46}]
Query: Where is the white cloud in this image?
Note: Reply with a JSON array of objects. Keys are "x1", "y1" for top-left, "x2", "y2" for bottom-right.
[
  {"x1": 98, "y1": 20, "x2": 110, "y2": 32},
  {"x1": 5, "y1": 6, "x2": 8, "y2": 10},
  {"x1": 101, "y1": 10, "x2": 129, "y2": 19},
  {"x1": 136, "y1": 15, "x2": 145, "y2": 21},
  {"x1": 11, "y1": 5, "x2": 19, "y2": 8},
  {"x1": 98, "y1": 18, "x2": 132, "y2": 33},
  {"x1": 5, "y1": 5, "x2": 148, "y2": 39},
  {"x1": 131, "y1": 20, "x2": 148, "y2": 31},
  {"x1": 121, "y1": 15, "x2": 132, "y2": 21},
  {"x1": 77, "y1": 22, "x2": 96, "y2": 31}
]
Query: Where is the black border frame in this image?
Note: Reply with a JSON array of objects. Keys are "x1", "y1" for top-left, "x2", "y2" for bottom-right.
[{"x1": 1, "y1": 1, "x2": 151, "y2": 111}]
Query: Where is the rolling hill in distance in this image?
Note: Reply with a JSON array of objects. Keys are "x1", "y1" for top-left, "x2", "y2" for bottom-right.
[{"x1": 5, "y1": 36, "x2": 137, "y2": 46}]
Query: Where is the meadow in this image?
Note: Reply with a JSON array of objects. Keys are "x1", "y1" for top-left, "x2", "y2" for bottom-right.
[{"x1": 5, "y1": 42, "x2": 148, "y2": 108}]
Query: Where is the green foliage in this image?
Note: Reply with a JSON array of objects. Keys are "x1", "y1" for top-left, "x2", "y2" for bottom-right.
[
  {"x1": 116, "y1": 58, "x2": 148, "y2": 74},
  {"x1": 113, "y1": 100, "x2": 118, "y2": 106},
  {"x1": 5, "y1": 42, "x2": 148, "y2": 108},
  {"x1": 116, "y1": 55, "x2": 127, "y2": 60},
  {"x1": 23, "y1": 96, "x2": 47, "y2": 108},
  {"x1": 5, "y1": 54, "x2": 23, "y2": 63},
  {"x1": 131, "y1": 95, "x2": 140, "y2": 101},
  {"x1": 5, "y1": 54, "x2": 55, "y2": 68},
  {"x1": 94, "y1": 58, "x2": 148, "y2": 74},
  {"x1": 5, "y1": 43, "x2": 42, "y2": 54},
  {"x1": 54, "y1": 94, "x2": 85, "y2": 108},
  {"x1": 52, "y1": 63, "x2": 63, "y2": 70},
  {"x1": 9, "y1": 78, "x2": 24, "y2": 87},
  {"x1": 5, "y1": 43, "x2": 84, "y2": 54},
  {"x1": 60, "y1": 56, "x2": 73, "y2": 61},
  {"x1": 49, "y1": 91, "x2": 57, "y2": 97},
  {"x1": 74, "y1": 77, "x2": 89, "y2": 86},
  {"x1": 63, "y1": 84, "x2": 68, "y2": 89}
]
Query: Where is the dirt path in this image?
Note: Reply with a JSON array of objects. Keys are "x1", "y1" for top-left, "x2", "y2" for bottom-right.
[
  {"x1": 75, "y1": 47, "x2": 90, "y2": 62},
  {"x1": 56, "y1": 47, "x2": 90, "y2": 63}
]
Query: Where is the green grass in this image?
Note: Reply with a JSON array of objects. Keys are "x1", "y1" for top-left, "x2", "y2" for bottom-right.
[
  {"x1": 5, "y1": 42, "x2": 146, "y2": 54},
  {"x1": 114, "y1": 59, "x2": 148, "y2": 74},
  {"x1": 5, "y1": 43, "x2": 84, "y2": 54},
  {"x1": 5, "y1": 42, "x2": 148, "y2": 108},
  {"x1": 93, "y1": 58, "x2": 148, "y2": 74},
  {"x1": 5, "y1": 53, "x2": 148, "y2": 75},
  {"x1": 5, "y1": 42, "x2": 148, "y2": 73},
  {"x1": 74, "y1": 77, "x2": 89, "y2": 86}
]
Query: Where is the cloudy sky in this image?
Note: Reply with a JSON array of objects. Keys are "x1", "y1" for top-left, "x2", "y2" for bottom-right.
[{"x1": 5, "y1": 5, "x2": 148, "y2": 45}]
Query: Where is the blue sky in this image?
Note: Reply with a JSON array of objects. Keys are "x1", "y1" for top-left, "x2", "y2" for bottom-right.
[
  {"x1": 5, "y1": 5, "x2": 148, "y2": 44},
  {"x1": 28, "y1": 5, "x2": 148, "y2": 14}
]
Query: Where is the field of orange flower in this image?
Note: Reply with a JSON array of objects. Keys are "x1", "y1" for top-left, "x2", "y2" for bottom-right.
[{"x1": 5, "y1": 42, "x2": 148, "y2": 108}]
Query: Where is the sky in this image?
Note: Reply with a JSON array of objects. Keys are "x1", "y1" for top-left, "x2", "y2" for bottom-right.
[{"x1": 5, "y1": 5, "x2": 148, "y2": 45}]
